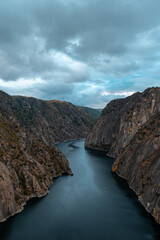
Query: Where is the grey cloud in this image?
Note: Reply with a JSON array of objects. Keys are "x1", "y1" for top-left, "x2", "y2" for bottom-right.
[{"x1": 0, "y1": 0, "x2": 160, "y2": 107}]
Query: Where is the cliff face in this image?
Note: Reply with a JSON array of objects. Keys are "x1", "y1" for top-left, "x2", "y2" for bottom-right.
[
  {"x1": 112, "y1": 113, "x2": 160, "y2": 224},
  {"x1": 85, "y1": 87, "x2": 160, "y2": 224},
  {"x1": 11, "y1": 96, "x2": 100, "y2": 144},
  {"x1": 85, "y1": 87, "x2": 160, "y2": 157},
  {"x1": 0, "y1": 91, "x2": 99, "y2": 222}
]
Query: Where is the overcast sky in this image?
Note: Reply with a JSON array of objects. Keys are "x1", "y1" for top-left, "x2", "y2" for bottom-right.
[{"x1": 0, "y1": 0, "x2": 160, "y2": 108}]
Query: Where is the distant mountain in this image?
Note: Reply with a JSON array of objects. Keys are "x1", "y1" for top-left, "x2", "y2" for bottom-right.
[
  {"x1": 0, "y1": 90, "x2": 99, "y2": 222},
  {"x1": 85, "y1": 87, "x2": 160, "y2": 224},
  {"x1": 78, "y1": 106, "x2": 101, "y2": 122}
]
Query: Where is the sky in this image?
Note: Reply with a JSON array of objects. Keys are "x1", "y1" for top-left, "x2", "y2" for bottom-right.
[{"x1": 0, "y1": 0, "x2": 160, "y2": 108}]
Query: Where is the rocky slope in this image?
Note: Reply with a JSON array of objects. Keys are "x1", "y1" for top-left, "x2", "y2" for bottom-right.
[
  {"x1": 0, "y1": 90, "x2": 99, "y2": 222},
  {"x1": 112, "y1": 113, "x2": 160, "y2": 224},
  {"x1": 85, "y1": 87, "x2": 160, "y2": 157},
  {"x1": 85, "y1": 87, "x2": 160, "y2": 224},
  {"x1": 78, "y1": 106, "x2": 101, "y2": 122},
  {"x1": 11, "y1": 96, "x2": 100, "y2": 144}
]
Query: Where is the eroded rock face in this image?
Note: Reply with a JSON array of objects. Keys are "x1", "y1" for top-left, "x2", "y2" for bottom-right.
[
  {"x1": 0, "y1": 90, "x2": 99, "y2": 222},
  {"x1": 11, "y1": 96, "x2": 100, "y2": 144},
  {"x1": 85, "y1": 87, "x2": 160, "y2": 157},
  {"x1": 85, "y1": 87, "x2": 160, "y2": 224},
  {"x1": 112, "y1": 113, "x2": 160, "y2": 224}
]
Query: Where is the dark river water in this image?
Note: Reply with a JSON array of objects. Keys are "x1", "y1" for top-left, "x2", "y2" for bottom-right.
[{"x1": 0, "y1": 139, "x2": 160, "y2": 240}]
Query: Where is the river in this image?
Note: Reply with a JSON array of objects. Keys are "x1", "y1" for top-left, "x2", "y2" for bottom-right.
[{"x1": 0, "y1": 139, "x2": 159, "y2": 240}]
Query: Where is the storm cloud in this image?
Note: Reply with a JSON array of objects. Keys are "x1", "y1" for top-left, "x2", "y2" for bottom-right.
[{"x1": 0, "y1": 0, "x2": 160, "y2": 108}]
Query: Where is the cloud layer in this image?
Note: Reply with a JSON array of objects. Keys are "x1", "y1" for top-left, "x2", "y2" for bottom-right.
[{"x1": 0, "y1": 0, "x2": 160, "y2": 108}]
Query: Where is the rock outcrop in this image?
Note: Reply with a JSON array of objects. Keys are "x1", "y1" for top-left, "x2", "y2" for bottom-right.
[
  {"x1": 112, "y1": 113, "x2": 160, "y2": 224},
  {"x1": 85, "y1": 87, "x2": 160, "y2": 157},
  {"x1": 0, "y1": 90, "x2": 99, "y2": 222},
  {"x1": 85, "y1": 87, "x2": 160, "y2": 224}
]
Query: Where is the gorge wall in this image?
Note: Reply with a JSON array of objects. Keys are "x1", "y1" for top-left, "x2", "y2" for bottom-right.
[
  {"x1": 0, "y1": 90, "x2": 100, "y2": 222},
  {"x1": 85, "y1": 87, "x2": 160, "y2": 224},
  {"x1": 112, "y1": 113, "x2": 160, "y2": 224},
  {"x1": 85, "y1": 87, "x2": 160, "y2": 157}
]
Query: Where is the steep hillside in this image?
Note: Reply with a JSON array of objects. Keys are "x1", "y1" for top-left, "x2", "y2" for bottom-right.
[
  {"x1": 112, "y1": 113, "x2": 160, "y2": 224},
  {"x1": 11, "y1": 96, "x2": 99, "y2": 144},
  {"x1": 78, "y1": 106, "x2": 101, "y2": 122},
  {"x1": 85, "y1": 87, "x2": 160, "y2": 224},
  {"x1": 85, "y1": 87, "x2": 160, "y2": 157},
  {"x1": 0, "y1": 90, "x2": 98, "y2": 222}
]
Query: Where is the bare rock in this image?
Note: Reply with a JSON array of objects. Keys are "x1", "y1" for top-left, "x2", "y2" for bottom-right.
[
  {"x1": 85, "y1": 87, "x2": 160, "y2": 157},
  {"x1": 0, "y1": 90, "x2": 99, "y2": 222},
  {"x1": 112, "y1": 113, "x2": 160, "y2": 224}
]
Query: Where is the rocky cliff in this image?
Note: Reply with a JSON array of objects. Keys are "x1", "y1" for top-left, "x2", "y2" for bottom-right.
[
  {"x1": 85, "y1": 87, "x2": 160, "y2": 157},
  {"x1": 0, "y1": 90, "x2": 99, "y2": 222},
  {"x1": 85, "y1": 87, "x2": 160, "y2": 224},
  {"x1": 11, "y1": 95, "x2": 100, "y2": 144},
  {"x1": 112, "y1": 113, "x2": 160, "y2": 224}
]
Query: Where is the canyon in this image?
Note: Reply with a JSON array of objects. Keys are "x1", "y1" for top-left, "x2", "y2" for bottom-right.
[{"x1": 1, "y1": 87, "x2": 160, "y2": 225}]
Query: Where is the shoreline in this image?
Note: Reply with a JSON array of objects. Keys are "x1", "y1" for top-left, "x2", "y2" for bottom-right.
[
  {"x1": 86, "y1": 144, "x2": 160, "y2": 225},
  {"x1": 113, "y1": 171, "x2": 160, "y2": 225},
  {"x1": 0, "y1": 170, "x2": 73, "y2": 223}
]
